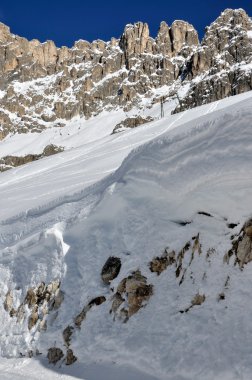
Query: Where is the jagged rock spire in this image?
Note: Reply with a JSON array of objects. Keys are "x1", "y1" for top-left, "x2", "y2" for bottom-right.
[
  {"x1": 170, "y1": 20, "x2": 199, "y2": 55},
  {"x1": 156, "y1": 21, "x2": 172, "y2": 56},
  {"x1": 119, "y1": 22, "x2": 151, "y2": 56}
]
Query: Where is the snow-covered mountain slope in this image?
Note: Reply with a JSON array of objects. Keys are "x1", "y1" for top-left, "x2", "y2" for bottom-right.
[
  {"x1": 1, "y1": 90, "x2": 252, "y2": 224},
  {"x1": 0, "y1": 91, "x2": 252, "y2": 379}
]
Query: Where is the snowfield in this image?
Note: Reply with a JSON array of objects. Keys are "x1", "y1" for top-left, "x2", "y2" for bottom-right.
[{"x1": 0, "y1": 91, "x2": 252, "y2": 379}]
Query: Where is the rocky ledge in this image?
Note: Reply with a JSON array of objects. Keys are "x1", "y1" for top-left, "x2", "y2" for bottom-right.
[{"x1": 0, "y1": 144, "x2": 63, "y2": 172}]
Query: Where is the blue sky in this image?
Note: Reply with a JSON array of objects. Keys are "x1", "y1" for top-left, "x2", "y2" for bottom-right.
[{"x1": 0, "y1": 1, "x2": 252, "y2": 47}]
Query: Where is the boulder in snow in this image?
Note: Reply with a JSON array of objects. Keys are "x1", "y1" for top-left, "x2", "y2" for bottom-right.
[{"x1": 101, "y1": 256, "x2": 121, "y2": 285}]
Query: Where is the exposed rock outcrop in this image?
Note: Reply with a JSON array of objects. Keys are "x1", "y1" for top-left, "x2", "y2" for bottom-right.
[
  {"x1": 4, "y1": 280, "x2": 64, "y2": 331},
  {"x1": 47, "y1": 340, "x2": 77, "y2": 366},
  {"x1": 112, "y1": 116, "x2": 154, "y2": 134},
  {"x1": 74, "y1": 295, "x2": 106, "y2": 328},
  {"x1": 149, "y1": 247, "x2": 176, "y2": 275},
  {"x1": 54, "y1": 294, "x2": 107, "y2": 367},
  {"x1": 4, "y1": 290, "x2": 13, "y2": 313},
  {"x1": 101, "y1": 256, "x2": 122, "y2": 285},
  {"x1": 236, "y1": 220, "x2": 252, "y2": 267},
  {"x1": 174, "y1": 9, "x2": 252, "y2": 113},
  {"x1": 63, "y1": 325, "x2": 74, "y2": 347},
  {"x1": 111, "y1": 270, "x2": 153, "y2": 321},
  {"x1": 28, "y1": 306, "x2": 39, "y2": 330},
  {"x1": 170, "y1": 20, "x2": 199, "y2": 55},
  {"x1": 0, "y1": 144, "x2": 64, "y2": 172},
  {"x1": 47, "y1": 347, "x2": 64, "y2": 365},
  {"x1": 180, "y1": 293, "x2": 206, "y2": 313},
  {"x1": 65, "y1": 349, "x2": 77, "y2": 365},
  {"x1": 224, "y1": 219, "x2": 252, "y2": 268},
  {"x1": 149, "y1": 235, "x2": 202, "y2": 285}
]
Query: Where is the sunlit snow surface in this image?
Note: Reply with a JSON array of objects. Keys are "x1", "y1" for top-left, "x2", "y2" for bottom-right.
[{"x1": 0, "y1": 91, "x2": 252, "y2": 379}]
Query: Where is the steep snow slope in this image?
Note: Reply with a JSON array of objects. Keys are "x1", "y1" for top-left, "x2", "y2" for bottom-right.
[
  {"x1": 1, "y1": 91, "x2": 252, "y2": 225},
  {"x1": 0, "y1": 91, "x2": 252, "y2": 379}
]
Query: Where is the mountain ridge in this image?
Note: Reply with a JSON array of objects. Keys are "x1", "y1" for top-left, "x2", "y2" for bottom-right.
[{"x1": 0, "y1": 8, "x2": 251, "y2": 141}]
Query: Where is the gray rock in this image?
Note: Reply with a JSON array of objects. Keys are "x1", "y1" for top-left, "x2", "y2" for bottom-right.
[
  {"x1": 47, "y1": 347, "x2": 64, "y2": 365},
  {"x1": 111, "y1": 270, "x2": 153, "y2": 320},
  {"x1": 63, "y1": 325, "x2": 74, "y2": 347},
  {"x1": 4, "y1": 290, "x2": 13, "y2": 313},
  {"x1": 65, "y1": 349, "x2": 77, "y2": 365}
]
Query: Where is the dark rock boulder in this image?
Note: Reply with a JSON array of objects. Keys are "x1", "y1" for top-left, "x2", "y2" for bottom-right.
[
  {"x1": 65, "y1": 349, "x2": 77, "y2": 365},
  {"x1": 101, "y1": 256, "x2": 122, "y2": 285},
  {"x1": 47, "y1": 347, "x2": 64, "y2": 365},
  {"x1": 63, "y1": 325, "x2": 74, "y2": 347}
]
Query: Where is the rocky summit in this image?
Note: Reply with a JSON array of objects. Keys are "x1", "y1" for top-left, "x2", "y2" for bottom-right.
[{"x1": 0, "y1": 8, "x2": 251, "y2": 139}]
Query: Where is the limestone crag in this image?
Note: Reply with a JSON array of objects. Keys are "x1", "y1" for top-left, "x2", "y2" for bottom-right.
[
  {"x1": 174, "y1": 8, "x2": 252, "y2": 112},
  {"x1": 0, "y1": 8, "x2": 251, "y2": 138},
  {"x1": 0, "y1": 16, "x2": 199, "y2": 137}
]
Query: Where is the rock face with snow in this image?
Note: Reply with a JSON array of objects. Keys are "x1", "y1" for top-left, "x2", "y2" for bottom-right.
[
  {"x1": 224, "y1": 219, "x2": 252, "y2": 268},
  {"x1": 0, "y1": 8, "x2": 252, "y2": 139},
  {"x1": 0, "y1": 144, "x2": 63, "y2": 172},
  {"x1": 175, "y1": 8, "x2": 252, "y2": 112},
  {"x1": 111, "y1": 270, "x2": 153, "y2": 321},
  {"x1": 112, "y1": 115, "x2": 154, "y2": 134},
  {"x1": 3, "y1": 280, "x2": 64, "y2": 334}
]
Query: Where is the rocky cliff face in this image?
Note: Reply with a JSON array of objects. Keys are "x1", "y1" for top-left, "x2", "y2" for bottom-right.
[
  {"x1": 0, "y1": 8, "x2": 251, "y2": 138},
  {"x1": 174, "y1": 8, "x2": 252, "y2": 112}
]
